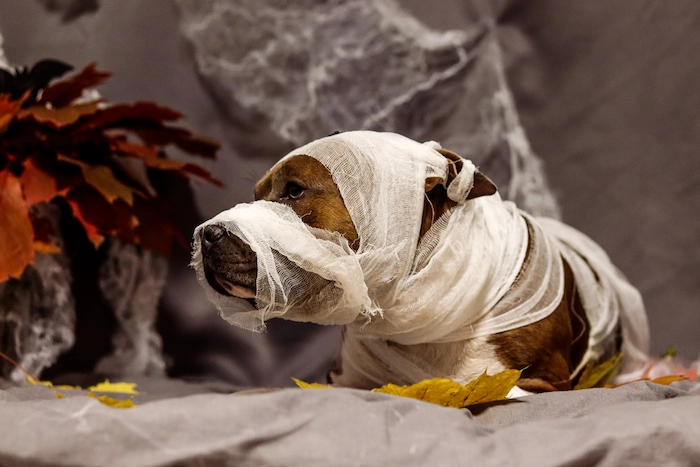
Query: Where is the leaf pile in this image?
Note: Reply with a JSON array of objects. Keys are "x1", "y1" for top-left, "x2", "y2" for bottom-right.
[
  {"x1": 0, "y1": 61, "x2": 222, "y2": 282},
  {"x1": 293, "y1": 369, "x2": 521, "y2": 409}
]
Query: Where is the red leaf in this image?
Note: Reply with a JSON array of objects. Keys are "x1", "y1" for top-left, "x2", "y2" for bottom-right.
[
  {"x1": 19, "y1": 101, "x2": 102, "y2": 129},
  {"x1": 109, "y1": 138, "x2": 222, "y2": 186},
  {"x1": 0, "y1": 169, "x2": 36, "y2": 281},
  {"x1": 20, "y1": 156, "x2": 81, "y2": 205},
  {"x1": 0, "y1": 93, "x2": 29, "y2": 135},
  {"x1": 58, "y1": 154, "x2": 141, "y2": 205},
  {"x1": 38, "y1": 63, "x2": 112, "y2": 107},
  {"x1": 109, "y1": 138, "x2": 160, "y2": 161},
  {"x1": 132, "y1": 126, "x2": 220, "y2": 159},
  {"x1": 132, "y1": 197, "x2": 181, "y2": 256},
  {"x1": 65, "y1": 185, "x2": 138, "y2": 248},
  {"x1": 78, "y1": 102, "x2": 182, "y2": 132}
]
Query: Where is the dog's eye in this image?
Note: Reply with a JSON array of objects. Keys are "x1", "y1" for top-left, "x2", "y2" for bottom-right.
[{"x1": 284, "y1": 182, "x2": 305, "y2": 200}]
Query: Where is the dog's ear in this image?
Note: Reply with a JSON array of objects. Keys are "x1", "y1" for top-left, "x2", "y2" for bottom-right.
[
  {"x1": 424, "y1": 148, "x2": 497, "y2": 200},
  {"x1": 437, "y1": 148, "x2": 497, "y2": 200},
  {"x1": 421, "y1": 149, "x2": 496, "y2": 238}
]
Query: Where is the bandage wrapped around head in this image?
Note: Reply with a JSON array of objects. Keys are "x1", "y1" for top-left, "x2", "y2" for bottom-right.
[{"x1": 191, "y1": 131, "x2": 567, "y2": 344}]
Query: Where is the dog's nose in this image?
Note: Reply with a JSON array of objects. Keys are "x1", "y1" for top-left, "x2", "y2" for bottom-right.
[{"x1": 202, "y1": 224, "x2": 226, "y2": 245}]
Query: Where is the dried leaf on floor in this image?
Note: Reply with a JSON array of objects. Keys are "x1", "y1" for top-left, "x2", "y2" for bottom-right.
[
  {"x1": 88, "y1": 379, "x2": 140, "y2": 394},
  {"x1": 87, "y1": 391, "x2": 136, "y2": 409},
  {"x1": 575, "y1": 353, "x2": 622, "y2": 390},
  {"x1": 373, "y1": 370, "x2": 521, "y2": 409}
]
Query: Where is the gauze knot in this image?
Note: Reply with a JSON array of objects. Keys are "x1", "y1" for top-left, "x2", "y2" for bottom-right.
[
  {"x1": 446, "y1": 159, "x2": 477, "y2": 203},
  {"x1": 422, "y1": 140, "x2": 442, "y2": 150}
]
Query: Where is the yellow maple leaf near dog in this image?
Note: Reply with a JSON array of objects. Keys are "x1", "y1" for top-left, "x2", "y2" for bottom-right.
[
  {"x1": 293, "y1": 369, "x2": 521, "y2": 409},
  {"x1": 372, "y1": 370, "x2": 521, "y2": 408}
]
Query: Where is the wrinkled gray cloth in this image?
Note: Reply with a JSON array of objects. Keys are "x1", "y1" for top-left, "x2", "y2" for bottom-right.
[{"x1": 0, "y1": 380, "x2": 698, "y2": 466}]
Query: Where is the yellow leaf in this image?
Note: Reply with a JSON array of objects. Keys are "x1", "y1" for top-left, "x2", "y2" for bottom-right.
[
  {"x1": 648, "y1": 375, "x2": 688, "y2": 385},
  {"x1": 87, "y1": 391, "x2": 136, "y2": 409},
  {"x1": 26, "y1": 376, "x2": 54, "y2": 388},
  {"x1": 25, "y1": 376, "x2": 79, "y2": 398},
  {"x1": 372, "y1": 370, "x2": 522, "y2": 409},
  {"x1": 88, "y1": 379, "x2": 140, "y2": 394},
  {"x1": 54, "y1": 384, "x2": 82, "y2": 390},
  {"x1": 292, "y1": 377, "x2": 332, "y2": 389},
  {"x1": 575, "y1": 353, "x2": 623, "y2": 390}
]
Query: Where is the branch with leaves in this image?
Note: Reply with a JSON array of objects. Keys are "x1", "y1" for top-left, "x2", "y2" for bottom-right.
[{"x1": 0, "y1": 60, "x2": 222, "y2": 282}]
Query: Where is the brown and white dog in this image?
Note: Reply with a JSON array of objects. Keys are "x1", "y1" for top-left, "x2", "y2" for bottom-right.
[{"x1": 197, "y1": 132, "x2": 649, "y2": 393}]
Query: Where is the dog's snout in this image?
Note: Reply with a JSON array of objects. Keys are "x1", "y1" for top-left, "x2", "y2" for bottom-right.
[{"x1": 202, "y1": 224, "x2": 226, "y2": 245}]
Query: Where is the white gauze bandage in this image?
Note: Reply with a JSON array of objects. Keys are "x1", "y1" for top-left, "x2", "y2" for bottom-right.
[
  {"x1": 192, "y1": 131, "x2": 649, "y2": 378},
  {"x1": 194, "y1": 131, "x2": 562, "y2": 341}
]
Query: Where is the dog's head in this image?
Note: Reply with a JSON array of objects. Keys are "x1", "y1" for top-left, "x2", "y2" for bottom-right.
[{"x1": 195, "y1": 131, "x2": 496, "y2": 327}]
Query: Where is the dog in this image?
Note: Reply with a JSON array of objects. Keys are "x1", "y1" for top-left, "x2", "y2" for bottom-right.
[{"x1": 195, "y1": 131, "x2": 650, "y2": 393}]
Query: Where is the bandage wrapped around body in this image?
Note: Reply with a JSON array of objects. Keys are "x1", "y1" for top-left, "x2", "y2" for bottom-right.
[{"x1": 192, "y1": 131, "x2": 648, "y2": 377}]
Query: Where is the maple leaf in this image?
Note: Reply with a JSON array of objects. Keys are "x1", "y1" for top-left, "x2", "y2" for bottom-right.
[
  {"x1": 88, "y1": 379, "x2": 140, "y2": 394},
  {"x1": 132, "y1": 126, "x2": 220, "y2": 159},
  {"x1": 293, "y1": 371, "x2": 522, "y2": 409},
  {"x1": 38, "y1": 63, "x2": 111, "y2": 107},
  {"x1": 0, "y1": 169, "x2": 36, "y2": 281},
  {"x1": 292, "y1": 378, "x2": 332, "y2": 389},
  {"x1": 372, "y1": 371, "x2": 522, "y2": 408},
  {"x1": 19, "y1": 101, "x2": 102, "y2": 129},
  {"x1": 109, "y1": 137, "x2": 222, "y2": 186},
  {"x1": 77, "y1": 102, "x2": 182, "y2": 132},
  {"x1": 20, "y1": 156, "x2": 80, "y2": 205},
  {"x1": 87, "y1": 391, "x2": 136, "y2": 408},
  {"x1": 26, "y1": 376, "x2": 81, "y2": 398},
  {"x1": 575, "y1": 353, "x2": 623, "y2": 390},
  {"x1": 58, "y1": 154, "x2": 140, "y2": 206},
  {"x1": 0, "y1": 93, "x2": 29, "y2": 135},
  {"x1": 65, "y1": 186, "x2": 140, "y2": 248}
]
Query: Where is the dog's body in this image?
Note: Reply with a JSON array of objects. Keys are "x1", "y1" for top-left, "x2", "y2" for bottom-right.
[{"x1": 198, "y1": 132, "x2": 649, "y2": 392}]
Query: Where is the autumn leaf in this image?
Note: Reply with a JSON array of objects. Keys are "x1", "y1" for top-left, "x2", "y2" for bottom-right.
[
  {"x1": 644, "y1": 375, "x2": 688, "y2": 385},
  {"x1": 575, "y1": 353, "x2": 623, "y2": 390},
  {"x1": 20, "y1": 156, "x2": 80, "y2": 205},
  {"x1": 38, "y1": 63, "x2": 111, "y2": 107},
  {"x1": 25, "y1": 376, "x2": 75, "y2": 399},
  {"x1": 65, "y1": 186, "x2": 140, "y2": 248},
  {"x1": 109, "y1": 138, "x2": 222, "y2": 186},
  {"x1": 0, "y1": 169, "x2": 36, "y2": 281},
  {"x1": 88, "y1": 379, "x2": 140, "y2": 394},
  {"x1": 19, "y1": 101, "x2": 102, "y2": 128},
  {"x1": 605, "y1": 375, "x2": 689, "y2": 389},
  {"x1": 292, "y1": 378, "x2": 332, "y2": 389},
  {"x1": 0, "y1": 93, "x2": 28, "y2": 135},
  {"x1": 132, "y1": 126, "x2": 220, "y2": 159},
  {"x1": 77, "y1": 102, "x2": 182, "y2": 132},
  {"x1": 87, "y1": 391, "x2": 136, "y2": 408},
  {"x1": 294, "y1": 371, "x2": 522, "y2": 409},
  {"x1": 373, "y1": 370, "x2": 522, "y2": 408},
  {"x1": 58, "y1": 154, "x2": 140, "y2": 205}
]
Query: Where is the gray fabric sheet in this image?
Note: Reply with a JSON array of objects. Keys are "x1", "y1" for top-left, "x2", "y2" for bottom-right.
[{"x1": 0, "y1": 380, "x2": 698, "y2": 467}]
